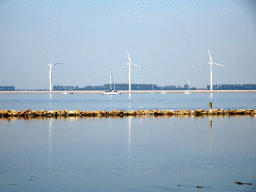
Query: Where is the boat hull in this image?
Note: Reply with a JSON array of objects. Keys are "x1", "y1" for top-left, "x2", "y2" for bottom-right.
[{"x1": 102, "y1": 91, "x2": 121, "y2": 95}]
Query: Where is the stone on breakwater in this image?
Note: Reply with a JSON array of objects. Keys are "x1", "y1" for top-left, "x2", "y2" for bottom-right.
[
  {"x1": 136, "y1": 110, "x2": 144, "y2": 115},
  {"x1": 144, "y1": 110, "x2": 152, "y2": 115},
  {"x1": 128, "y1": 110, "x2": 136, "y2": 116},
  {"x1": 94, "y1": 111, "x2": 103, "y2": 116},
  {"x1": 68, "y1": 110, "x2": 75, "y2": 116},
  {"x1": 57, "y1": 110, "x2": 64, "y2": 116},
  {"x1": 153, "y1": 109, "x2": 163, "y2": 116},
  {"x1": 109, "y1": 110, "x2": 120, "y2": 116}
]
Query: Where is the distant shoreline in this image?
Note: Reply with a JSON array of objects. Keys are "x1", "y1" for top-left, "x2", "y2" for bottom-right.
[{"x1": 0, "y1": 90, "x2": 256, "y2": 94}]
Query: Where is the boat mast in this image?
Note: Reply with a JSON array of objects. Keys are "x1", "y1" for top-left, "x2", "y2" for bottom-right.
[
  {"x1": 110, "y1": 71, "x2": 112, "y2": 91},
  {"x1": 114, "y1": 78, "x2": 116, "y2": 91}
]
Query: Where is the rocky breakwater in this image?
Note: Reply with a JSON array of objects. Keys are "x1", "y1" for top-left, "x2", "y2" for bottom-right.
[{"x1": 0, "y1": 109, "x2": 256, "y2": 118}]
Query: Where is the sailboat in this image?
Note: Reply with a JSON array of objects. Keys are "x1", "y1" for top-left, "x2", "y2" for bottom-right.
[
  {"x1": 184, "y1": 80, "x2": 191, "y2": 94},
  {"x1": 102, "y1": 71, "x2": 121, "y2": 95}
]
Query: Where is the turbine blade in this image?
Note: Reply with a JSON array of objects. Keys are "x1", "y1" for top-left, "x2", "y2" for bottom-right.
[
  {"x1": 132, "y1": 64, "x2": 141, "y2": 67},
  {"x1": 208, "y1": 49, "x2": 213, "y2": 63},
  {"x1": 53, "y1": 63, "x2": 63, "y2": 65},
  {"x1": 213, "y1": 63, "x2": 224, "y2": 66},
  {"x1": 127, "y1": 51, "x2": 131, "y2": 63},
  {"x1": 44, "y1": 54, "x2": 50, "y2": 63}
]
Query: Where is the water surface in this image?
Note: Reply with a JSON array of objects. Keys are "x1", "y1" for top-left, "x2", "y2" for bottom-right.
[
  {"x1": 0, "y1": 116, "x2": 255, "y2": 191},
  {"x1": 0, "y1": 92, "x2": 256, "y2": 111}
]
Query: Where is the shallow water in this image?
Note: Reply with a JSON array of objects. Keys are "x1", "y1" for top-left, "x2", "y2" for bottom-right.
[
  {"x1": 0, "y1": 115, "x2": 255, "y2": 191},
  {"x1": 0, "y1": 92, "x2": 256, "y2": 111}
]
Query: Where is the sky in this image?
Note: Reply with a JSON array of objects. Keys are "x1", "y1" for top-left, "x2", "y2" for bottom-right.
[{"x1": 0, "y1": 0, "x2": 255, "y2": 90}]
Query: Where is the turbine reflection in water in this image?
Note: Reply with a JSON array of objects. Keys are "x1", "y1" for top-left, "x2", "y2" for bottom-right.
[
  {"x1": 128, "y1": 117, "x2": 132, "y2": 170},
  {"x1": 48, "y1": 119, "x2": 52, "y2": 161},
  {"x1": 128, "y1": 93, "x2": 131, "y2": 110},
  {"x1": 49, "y1": 93, "x2": 52, "y2": 110},
  {"x1": 209, "y1": 116, "x2": 213, "y2": 156},
  {"x1": 109, "y1": 117, "x2": 112, "y2": 161}
]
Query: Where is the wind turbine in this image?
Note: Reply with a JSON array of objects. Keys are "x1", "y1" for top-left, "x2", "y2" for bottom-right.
[
  {"x1": 44, "y1": 55, "x2": 63, "y2": 92},
  {"x1": 208, "y1": 50, "x2": 224, "y2": 91},
  {"x1": 127, "y1": 51, "x2": 141, "y2": 91}
]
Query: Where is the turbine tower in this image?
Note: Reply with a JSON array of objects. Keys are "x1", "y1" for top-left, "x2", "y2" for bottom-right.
[
  {"x1": 44, "y1": 55, "x2": 63, "y2": 92},
  {"x1": 127, "y1": 51, "x2": 141, "y2": 91},
  {"x1": 208, "y1": 50, "x2": 224, "y2": 91}
]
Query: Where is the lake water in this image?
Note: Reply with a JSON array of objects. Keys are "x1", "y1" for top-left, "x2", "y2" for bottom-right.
[
  {"x1": 0, "y1": 93, "x2": 256, "y2": 191},
  {"x1": 0, "y1": 92, "x2": 256, "y2": 111}
]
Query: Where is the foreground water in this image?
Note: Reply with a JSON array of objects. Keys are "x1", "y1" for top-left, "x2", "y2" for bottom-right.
[
  {"x1": 0, "y1": 93, "x2": 256, "y2": 191},
  {"x1": 0, "y1": 116, "x2": 255, "y2": 192},
  {"x1": 0, "y1": 92, "x2": 256, "y2": 111}
]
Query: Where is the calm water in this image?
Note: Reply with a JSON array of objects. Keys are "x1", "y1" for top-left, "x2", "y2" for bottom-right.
[
  {"x1": 0, "y1": 93, "x2": 256, "y2": 191},
  {"x1": 0, "y1": 92, "x2": 256, "y2": 111}
]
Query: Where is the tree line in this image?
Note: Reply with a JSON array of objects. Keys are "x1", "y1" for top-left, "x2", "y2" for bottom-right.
[
  {"x1": 207, "y1": 84, "x2": 256, "y2": 90},
  {"x1": 53, "y1": 84, "x2": 197, "y2": 91},
  {"x1": 2, "y1": 84, "x2": 255, "y2": 91},
  {"x1": 0, "y1": 86, "x2": 15, "y2": 91}
]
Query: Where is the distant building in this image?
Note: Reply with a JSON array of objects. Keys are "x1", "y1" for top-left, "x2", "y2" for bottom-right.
[{"x1": 0, "y1": 86, "x2": 15, "y2": 91}]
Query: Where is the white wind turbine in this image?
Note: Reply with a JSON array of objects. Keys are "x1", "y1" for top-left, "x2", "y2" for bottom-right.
[
  {"x1": 208, "y1": 49, "x2": 224, "y2": 91},
  {"x1": 44, "y1": 55, "x2": 63, "y2": 92},
  {"x1": 127, "y1": 51, "x2": 141, "y2": 91}
]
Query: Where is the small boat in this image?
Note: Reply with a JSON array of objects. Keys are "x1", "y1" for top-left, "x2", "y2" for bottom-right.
[
  {"x1": 150, "y1": 85, "x2": 155, "y2": 94},
  {"x1": 62, "y1": 91, "x2": 73, "y2": 94},
  {"x1": 161, "y1": 85, "x2": 166, "y2": 94},
  {"x1": 102, "y1": 71, "x2": 121, "y2": 95},
  {"x1": 62, "y1": 87, "x2": 73, "y2": 94},
  {"x1": 184, "y1": 80, "x2": 191, "y2": 94}
]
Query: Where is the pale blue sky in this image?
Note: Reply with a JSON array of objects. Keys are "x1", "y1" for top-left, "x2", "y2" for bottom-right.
[{"x1": 0, "y1": 0, "x2": 255, "y2": 89}]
